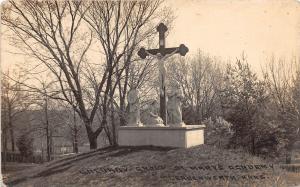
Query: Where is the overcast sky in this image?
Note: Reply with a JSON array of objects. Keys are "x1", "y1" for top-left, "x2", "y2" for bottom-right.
[
  {"x1": 165, "y1": 0, "x2": 300, "y2": 72},
  {"x1": 2, "y1": 0, "x2": 300, "y2": 73}
]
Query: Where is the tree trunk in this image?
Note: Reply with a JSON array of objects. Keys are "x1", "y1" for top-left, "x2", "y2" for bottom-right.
[
  {"x1": 73, "y1": 141, "x2": 78, "y2": 153},
  {"x1": 111, "y1": 104, "x2": 117, "y2": 146},
  {"x1": 46, "y1": 126, "x2": 51, "y2": 161},
  {"x1": 2, "y1": 129, "x2": 8, "y2": 171},
  {"x1": 8, "y1": 108, "x2": 15, "y2": 152},
  {"x1": 44, "y1": 96, "x2": 52, "y2": 161},
  {"x1": 103, "y1": 122, "x2": 113, "y2": 146},
  {"x1": 45, "y1": 114, "x2": 52, "y2": 160},
  {"x1": 9, "y1": 121, "x2": 15, "y2": 152},
  {"x1": 111, "y1": 126, "x2": 117, "y2": 146},
  {"x1": 45, "y1": 119, "x2": 52, "y2": 161},
  {"x1": 89, "y1": 135, "x2": 97, "y2": 149},
  {"x1": 119, "y1": 99, "x2": 127, "y2": 126},
  {"x1": 73, "y1": 127, "x2": 79, "y2": 153},
  {"x1": 101, "y1": 87, "x2": 111, "y2": 146},
  {"x1": 50, "y1": 130, "x2": 53, "y2": 158},
  {"x1": 41, "y1": 140, "x2": 44, "y2": 163},
  {"x1": 85, "y1": 122, "x2": 98, "y2": 150},
  {"x1": 73, "y1": 109, "x2": 79, "y2": 153}
]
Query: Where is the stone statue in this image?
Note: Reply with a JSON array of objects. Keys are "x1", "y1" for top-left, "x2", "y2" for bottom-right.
[
  {"x1": 145, "y1": 52, "x2": 178, "y2": 97},
  {"x1": 167, "y1": 84, "x2": 185, "y2": 126},
  {"x1": 158, "y1": 55, "x2": 167, "y2": 96},
  {"x1": 127, "y1": 88, "x2": 143, "y2": 126},
  {"x1": 142, "y1": 99, "x2": 164, "y2": 126}
]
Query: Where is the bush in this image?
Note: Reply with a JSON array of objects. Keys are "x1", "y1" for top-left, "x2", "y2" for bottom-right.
[
  {"x1": 16, "y1": 133, "x2": 34, "y2": 158},
  {"x1": 204, "y1": 116, "x2": 233, "y2": 148}
]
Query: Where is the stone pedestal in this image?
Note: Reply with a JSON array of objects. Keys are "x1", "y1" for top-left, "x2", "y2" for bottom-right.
[{"x1": 118, "y1": 125, "x2": 205, "y2": 148}]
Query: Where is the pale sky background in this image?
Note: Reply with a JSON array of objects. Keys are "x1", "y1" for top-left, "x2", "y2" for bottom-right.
[
  {"x1": 166, "y1": 0, "x2": 300, "y2": 72},
  {"x1": 2, "y1": 0, "x2": 300, "y2": 73}
]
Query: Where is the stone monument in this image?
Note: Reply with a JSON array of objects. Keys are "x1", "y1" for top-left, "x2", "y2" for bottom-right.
[
  {"x1": 137, "y1": 23, "x2": 188, "y2": 125},
  {"x1": 118, "y1": 23, "x2": 205, "y2": 148},
  {"x1": 167, "y1": 84, "x2": 185, "y2": 127},
  {"x1": 142, "y1": 99, "x2": 164, "y2": 126},
  {"x1": 127, "y1": 88, "x2": 143, "y2": 126}
]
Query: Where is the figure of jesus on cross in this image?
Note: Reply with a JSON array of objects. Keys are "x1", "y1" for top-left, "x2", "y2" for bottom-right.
[{"x1": 138, "y1": 23, "x2": 189, "y2": 126}]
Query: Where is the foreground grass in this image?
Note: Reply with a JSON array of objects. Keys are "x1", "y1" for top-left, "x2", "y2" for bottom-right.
[{"x1": 3, "y1": 145, "x2": 300, "y2": 187}]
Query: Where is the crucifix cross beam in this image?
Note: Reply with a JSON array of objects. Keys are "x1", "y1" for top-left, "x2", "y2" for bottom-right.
[
  {"x1": 137, "y1": 23, "x2": 189, "y2": 126},
  {"x1": 138, "y1": 23, "x2": 189, "y2": 59}
]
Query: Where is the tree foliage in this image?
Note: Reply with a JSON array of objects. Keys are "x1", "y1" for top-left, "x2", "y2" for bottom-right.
[{"x1": 220, "y1": 55, "x2": 268, "y2": 154}]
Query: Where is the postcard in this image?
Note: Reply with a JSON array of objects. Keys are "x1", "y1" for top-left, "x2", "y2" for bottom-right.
[{"x1": 1, "y1": 0, "x2": 300, "y2": 186}]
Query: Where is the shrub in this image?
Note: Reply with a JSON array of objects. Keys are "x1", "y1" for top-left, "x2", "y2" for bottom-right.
[
  {"x1": 16, "y1": 133, "x2": 34, "y2": 158},
  {"x1": 204, "y1": 116, "x2": 233, "y2": 148}
]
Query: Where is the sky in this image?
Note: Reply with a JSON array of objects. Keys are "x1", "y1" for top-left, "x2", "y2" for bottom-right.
[
  {"x1": 1, "y1": 0, "x2": 300, "y2": 73},
  {"x1": 165, "y1": 0, "x2": 300, "y2": 72}
]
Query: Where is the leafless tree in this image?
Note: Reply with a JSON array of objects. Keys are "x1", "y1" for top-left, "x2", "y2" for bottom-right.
[
  {"x1": 167, "y1": 51, "x2": 224, "y2": 124},
  {"x1": 262, "y1": 56, "x2": 297, "y2": 112},
  {"x1": 23, "y1": 79, "x2": 64, "y2": 161},
  {"x1": 83, "y1": 0, "x2": 173, "y2": 145},
  {"x1": 1, "y1": 70, "x2": 32, "y2": 169},
  {"x1": 1, "y1": 70, "x2": 32, "y2": 152},
  {"x1": 261, "y1": 56, "x2": 300, "y2": 157},
  {"x1": 58, "y1": 101, "x2": 84, "y2": 153},
  {"x1": 2, "y1": 0, "x2": 107, "y2": 149},
  {"x1": 262, "y1": 56, "x2": 300, "y2": 127},
  {"x1": 2, "y1": 0, "x2": 173, "y2": 148}
]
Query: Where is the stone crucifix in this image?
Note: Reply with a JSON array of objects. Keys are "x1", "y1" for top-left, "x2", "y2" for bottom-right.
[{"x1": 138, "y1": 23, "x2": 189, "y2": 126}]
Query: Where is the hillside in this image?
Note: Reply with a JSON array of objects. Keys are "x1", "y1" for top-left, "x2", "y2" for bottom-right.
[{"x1": 3, "y1": 145, "x2": 299, "y2": 187}]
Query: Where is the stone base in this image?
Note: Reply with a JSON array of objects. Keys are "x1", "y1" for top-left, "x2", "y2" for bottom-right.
[{"x1": 117, "y1": 125, "x2": 205, "y2": 148}]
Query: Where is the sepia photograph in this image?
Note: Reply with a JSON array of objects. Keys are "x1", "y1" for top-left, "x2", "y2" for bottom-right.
[{"x1": 1, "y1": 0, "x2": 300, "y2": 186}]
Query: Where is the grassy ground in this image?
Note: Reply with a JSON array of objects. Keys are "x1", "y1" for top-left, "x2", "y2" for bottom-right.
[
  {"x1": 3, "y1": 145, "x2": 300, "y2": 187},
  {"x1": 1, "y1": 162, "x2": 38, "y2": 184}
]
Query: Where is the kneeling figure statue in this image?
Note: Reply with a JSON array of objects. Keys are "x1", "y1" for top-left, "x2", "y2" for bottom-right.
[{"x1": 142, "y1": 99, "x2": 164, "y2": 126}]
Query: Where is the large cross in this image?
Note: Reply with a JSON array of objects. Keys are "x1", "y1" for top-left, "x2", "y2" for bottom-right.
[{"x1": 137, "y1": 23, "x2": 188, "y2": 126}]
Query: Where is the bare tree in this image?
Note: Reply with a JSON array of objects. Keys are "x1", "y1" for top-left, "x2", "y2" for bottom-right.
[
  {"x1": 262, "y1": 56, "x2": 300, "y2": 156},
  {"x1": 24, "y1": 79, "x2": 63, "y2": 161},
  {"x1": 1, "y1": 70, "x2": 32, "y2": 169},
  {"x1": 167, "y1": 51, "x2": 224, "y2": 124},
  {"x1": 2, "y1": 0, "x2": 107, "y2": 149},
  {"x1": 2, "y1": 0, "x2": 173, "y2": 148},
  {"x1": 292, "y1": 68, "x2": 300, "y2": 143},
  {"x1": 58, "y1": 102, "x2": 83, "y2": 153},
  {"x1": 1, "y1": 70, "x2": 31, "y2": 152},
  {"x1": 262, "y1": 56, "x2": 297, "y2": 113},
  {"x1": 83, "y1": 0, "x2": 173, "y2": 145}
]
